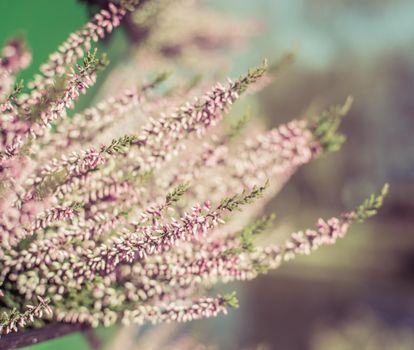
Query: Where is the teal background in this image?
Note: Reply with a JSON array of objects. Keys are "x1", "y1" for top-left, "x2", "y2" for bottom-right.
[{"x1": 0, "y1": 1, "x2": 88, "y2": 82}]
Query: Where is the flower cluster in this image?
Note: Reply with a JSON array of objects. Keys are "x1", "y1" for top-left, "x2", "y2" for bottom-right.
[{"x1": 0, "y1": 0, "x2": 387, "y2": 339}]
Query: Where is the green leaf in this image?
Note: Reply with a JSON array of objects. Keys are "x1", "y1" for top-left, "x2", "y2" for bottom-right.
[
  {"x1": 354, "y1": 183, "x2": 389, "y2": 222},
  {"x1": 310, "y1": 96, "x2": 353, "y2": 154},
  {"x1": 223, "y1": 291, "x2": 239, "y2": 309},
  {"x1": 165, "y1": 182, "x2": 191, "y2": 206}
]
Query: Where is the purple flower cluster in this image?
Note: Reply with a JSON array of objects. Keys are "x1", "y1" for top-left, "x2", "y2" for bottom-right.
[{"x1": 0, "y1": 1, "x2": 386, "y2": 338}]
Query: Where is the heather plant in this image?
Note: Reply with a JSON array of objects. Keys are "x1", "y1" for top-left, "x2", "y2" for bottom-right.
[{"x1": 0, "y1": 0, "x2": 388, "y2": 341}]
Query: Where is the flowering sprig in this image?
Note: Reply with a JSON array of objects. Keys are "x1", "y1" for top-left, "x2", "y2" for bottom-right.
[
  {"x1": 0, "y1": 49, "x2": 108, "y2": 162},
  {"x1": 28, "y1": 48, "x2": 108, "y2": 127},
  {"x1": 254, "y1": 184, "x2": 389, "y2": 270},
  {"x1": 157, "y1": 186, "x2": 389, "y2": 288},
  {"x1": 29, "y1": 2, "x2": 127, "y2": 91},
  {"x1": 121, "y1": 294, "x2": 234, "y2": 326},
  {"x1": 123, "y1": 61, "x2": 268, "y2": 175},
  {"x1": 25, "y1": 203, "x2": 82, "y2": 237},
  {"x1": 0, "y1": 296, "x2": 52, "y2": 336},
  {"x1": 20, "y1": 148, "x2": 106, "y2": 204}
]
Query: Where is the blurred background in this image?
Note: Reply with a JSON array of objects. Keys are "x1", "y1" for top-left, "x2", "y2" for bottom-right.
[{"x1": 1, "y1": 0, "x2": 413, "y2": 349}]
